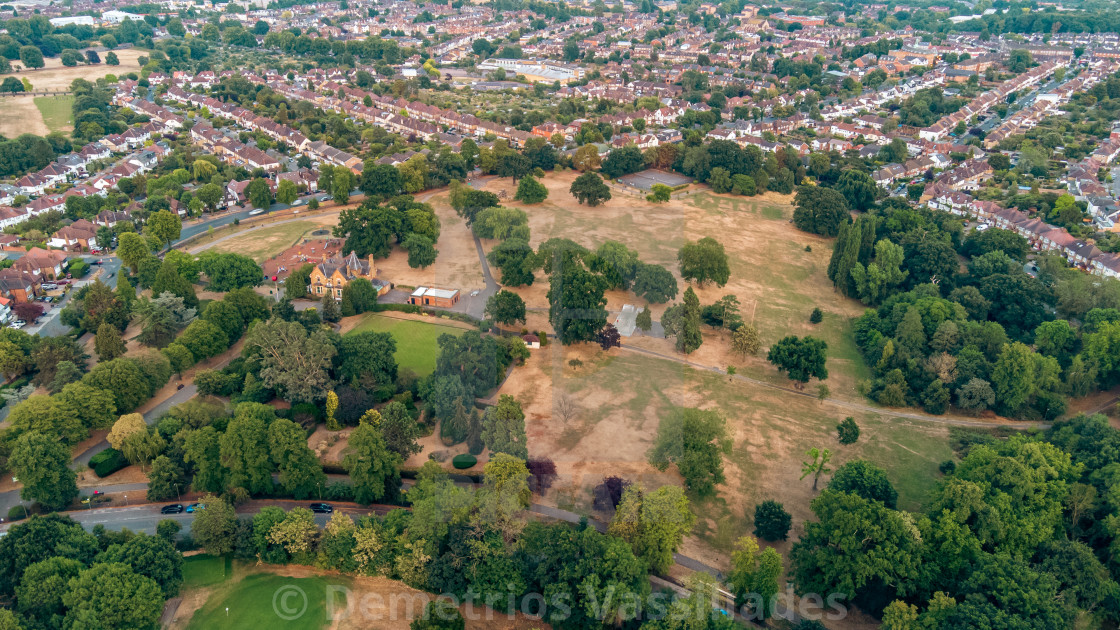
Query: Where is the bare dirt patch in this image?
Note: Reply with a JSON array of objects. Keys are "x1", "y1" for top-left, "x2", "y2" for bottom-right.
[{"x1": 374, "y1": 192, "x2": 485, "y2": 291}]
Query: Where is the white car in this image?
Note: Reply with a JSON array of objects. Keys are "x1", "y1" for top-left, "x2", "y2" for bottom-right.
[
  {"x1": 975, "y1": 223, "x2": 991, "y2": 232},
  {"x1": 9, "y1": 321, "x2": 24, "y2": 329},
  {"x1": 248, "y1": 208, "x2": 265, "y2": 216}
]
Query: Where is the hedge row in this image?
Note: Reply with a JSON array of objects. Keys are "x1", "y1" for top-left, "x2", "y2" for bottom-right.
[{"x1": 88, "y1": 447, "x2": 129, "y2": 478}]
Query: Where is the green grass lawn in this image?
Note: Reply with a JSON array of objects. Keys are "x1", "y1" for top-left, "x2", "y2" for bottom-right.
[
  {"x1": 346, "y1": 313, "x2": 466, "y2": 376},
  {"x1": 33, "y1": 95, "x2": 74, "y2": 133},
  {"x1": 187, "y1": 573, "x2": 346, "y2": 630},
  {"x1": 183, "y1": 555, "x2": 231, "y2": 588}
]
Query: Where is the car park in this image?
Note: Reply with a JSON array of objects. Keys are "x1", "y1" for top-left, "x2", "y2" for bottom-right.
[
  {"x1": 160, "y1": 504, "x2": 184, "y2": 514},
  {"x1": 309, "y1": 503, "x2": 334, "y2": 513}
]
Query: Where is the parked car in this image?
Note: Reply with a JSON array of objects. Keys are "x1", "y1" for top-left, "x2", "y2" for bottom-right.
[
  {"x1": 186, "y1": 503, "x2": 205, "y2": 513},
  {"x1": 309, "y1": 503, "x2": 334, "y2": 514},
  {"x1": 249, "y1": 208, "x2": 266, "y2": 216},
  {"x1": 8, "y1": 321, "x2": 24, "y2": 329},
  {"x1": 160, "y1": 504, "x2": 184, "y2": 514},
  {"x1": 40, "y1": 283, "x2": 57, "y2": 290}
]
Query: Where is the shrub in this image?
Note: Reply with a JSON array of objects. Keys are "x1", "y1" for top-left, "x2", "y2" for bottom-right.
[
  {"x1": 753, "y1": 500, "x2": 792, "y2": 541},
  {"x1": 593, "y1": 475, "x2": 631, "y2": 511},
  {"x1": 451, "y1": 453, "x2": 477, "y2": 469},
  {"x1": 89, "y1": 447, "x2": 130, "y2": 478},
  {"x1": 290, "y1": 402, "x2": 321, "y2": 428},
  {"x1": 809, "y1": 307, "x2": 823, "y2": 324},
  {"x1": 7, "y1": 505, "x2": 30, "y2": 521},
  {"x1": 69, "y1": 260, "x2": 90, "y2": 277},
  {"x1": 939, "y1": 460, "x2": 957, "y2": 475},
  {"x1": 527, "y1": 458, "x2": 558, "y2": 493}
]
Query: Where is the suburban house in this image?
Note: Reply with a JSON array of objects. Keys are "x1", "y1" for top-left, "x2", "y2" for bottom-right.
[
  {"x1": 408, "y1": 286, "x2": 461, "y2": 308},
  {"x1": 0, "y1": 269, "x2": 37, "y2": 303},
  {"x1": 306, "y1": 251, "x2": 390, "y2": 299},
  {"x1": 13, "y1": 248, "x2": 68, "y2": 279},
  {"x1": 48, "y1": 219, "x2": 99, "y2": 251}
]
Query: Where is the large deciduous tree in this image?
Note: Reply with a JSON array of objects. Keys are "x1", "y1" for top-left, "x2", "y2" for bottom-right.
[
  {"x1": 569, "y1": 172, "x2": 612, "y2": 206},
  {"x1": 648, "y1": 407, "x2": 731, "y2": 496},
  {"x1": 245, "y1": 319, "x2": 337, "y2": 403},
  {"x1": 678, "y1": 237, "x2": 730, "y2": 287},
  {"x1": 9, "y1": 431, "x2": 79, "y2": 511},
  {"x1": 767, "y1": 336, "x2": 828, "y2": 386}
]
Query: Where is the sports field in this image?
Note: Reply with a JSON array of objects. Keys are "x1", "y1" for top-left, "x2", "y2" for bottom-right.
[
  {"x1": 33, "y1": 95, "x2": 74, "y2": 133},
  {"x1": 345, "y1": 313, "x2": 466, "y2": 376},
  {"x1": 186, "y1": 572, "x2": 346, "y2": 630}
]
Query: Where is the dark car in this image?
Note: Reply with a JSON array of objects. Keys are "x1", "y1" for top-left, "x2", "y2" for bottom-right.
[
  {"x1": 309, "y1": 503, "x2": 333, "y2": 514},
  {"x1": 160, "y1": 504, "x2": 184, "y2": 514}
]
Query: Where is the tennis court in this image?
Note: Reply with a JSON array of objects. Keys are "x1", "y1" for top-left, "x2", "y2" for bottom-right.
[{"x1": 617, "y1": 169, "x2": 693, "y2": 191}]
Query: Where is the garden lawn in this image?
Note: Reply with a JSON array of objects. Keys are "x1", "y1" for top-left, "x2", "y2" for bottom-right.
[
  {"x1": 33, "y1": 95, "x2": 74, "y2": 133},
  {"x1": 345, "y1": 313, "x2": 465, "y2": 376},
  {"x1": 182, "y1": 554, "x2": 231, "y2": 588},
  {"x1": 186, "y1": 573, "x2": 346, "y2": 630}
]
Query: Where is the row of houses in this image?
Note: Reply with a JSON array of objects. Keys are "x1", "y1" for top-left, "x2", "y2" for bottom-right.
[
  {"x1": 919, "y1": 62, "x2": 1059, "y2": 142},
  {"x1": 929, "y1": 190, "x2": 1120, "y2": 278}
]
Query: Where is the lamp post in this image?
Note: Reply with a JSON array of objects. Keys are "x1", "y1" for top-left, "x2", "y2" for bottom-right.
[
  {"x1": 123, "y1": 494, "x2": 128, "y2": 506},
  {"x1": 317, "y1": 481, "x2": 322, "y2": 501},
  {"x1": 175, "y1": 483, "x2": 181, "y2": 503}
]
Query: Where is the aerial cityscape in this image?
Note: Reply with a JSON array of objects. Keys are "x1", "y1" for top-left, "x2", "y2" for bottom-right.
[{"x1": 0, "y1": 0, "x2": 1119, "y2": 627}]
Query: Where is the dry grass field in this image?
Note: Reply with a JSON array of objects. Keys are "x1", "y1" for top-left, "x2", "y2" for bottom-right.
[
  {"x1": 0, "y1": 48, "x2": 145, "y2": 138},
  {"x1": 410, "y1": 173, "x2": 951, "y2": 569}
]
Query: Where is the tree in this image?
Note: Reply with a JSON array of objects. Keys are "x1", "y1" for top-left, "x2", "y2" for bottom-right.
[
  {"x1": 836, "y1": 170, "x2": 877, "y2": 212},
  {"x1": 403, "y1": 233, "x2": 438, "y2": 269},
  {"x1": 514, "y1": 174, "x2": 548, "y2": 203},
  {"x1": 16, "y1": 556, "x2": 83, "y2": 621},
  {"x1": 0, "y1": 77, "x2": 24, "y2": 93},
  {"x1": 732, "y1": 324, "x2": 761, "y2": 356},
  {"x1": 83, "y1": 358, "x2": 148, "y2": 412},
  {"x1": 647, "y1": 183, "x2": 671, "y2": 203},
  {"x1": 334, "y1": 200, "x2": 403, "y2": 258},
  {"x1": 19, "y1": 46, "x2": 44, "y2": 69},
  {"x1": 632, "y1": 263, "x2": 678, "y2": 303},
  {"x1": 662, "y1": 287, "x2": 703, "y2": 354},
  {"x1": 246, "y1": 177, "x2": 271, "y2": 210},
  {"x1": 96, "y1": 533, "x2": 183, "y2": 597},
  {"x1": 837, "y1": 417, "x2": 860, "y2": 444},
  {"x1": 547, "y1": 251, "x2": 608, "y2": 345},
  {"x1": 273, "y1": 179, "x2": 298, "y2": 205},
  {"x1": 245, "y1": 320, "x2": 337, "y2": 404},
  {"x1": 196, "y1": 183, "x2": 223, "y2": 210},
  {"x1": 800, "y1": 447, "x2": 832, "y2": 491},
  {"x1": 601, "y1": 146, "x2": 645, "y2": 178},
  {"x1": 220, "y1": 405, "x2": 274, "y2": 495},
  {"x1": 768, "y1": 336, "x2": 828, "y2": 386},
  {"x1": 573, "y1": 145, "x2": 601, "y2": 172},
  {"x1": 824, "y1": 467, "x2": 896, "y2": 525},
  {"x1": 791, "y1": 490, "x2": 923, "y2": 614},
  {"x1": 106, "y1": 51, "x2": 120, "y2": 65},
  {"x1": 191, "y1": 495, "x2": 238, "y2": 555},
  {"x1": 956, "y1": 377, "x2": 995, "y2": 412},
  {"x1": 990, "y1": 341, "x2": 1035, "y2": 412},
  {"x1": 199, "y1": 252, "x2": 263, "y2": 292},
  {"x1": 482, "y1": 394, "x2": 528, "y2": 459},
  {"x1": 988, "y1": 153, "x2": 1011, "y2": 171},
  {"x1": 9, "y1": 431, "x2": 79, "y2": 511},
  {"x1": 345, "y1": 416, "x2": 401, "y2": 504},
  {"x1": 609, "y1": 485, "x2": 696, "y2": 573},
  {"x1": 569, "y1": 172, "x2": 612, "y2": 206},
  {"x1": 145, "y1": 209, "x2": 181, "y2": 248},
  {"x1": 107, "y1": 412, "x2": 146, "y2": 450},
  {"x1": 753, "y1": 500, "x2": 792, "y2": 541},
  {"x1": 269, "y1": 417, "x2": 326, "y2": 499},
  {"x1": 728, "y1": 535, "x2": 783, "y2": 619},
  {"x1": 485, "y1": 290, "x2": 526, "y2": 328},
  {"x1": 792, "y1": 185, "x2": 850, "y2": 236},
  {"x1": 598, "y1": 323, "x2": 621, "y2": 350},
  {"x1": 636, "y1": 307, "x2": 652, "y2": 332},
  {"x1": 678, "y1": 237, "x2": 730, "y2": 287},
  {"x1": 380, "y1": 402, "x2": 423, "y2": 458},
  {"x1": 94, "y1": 322, "x2": 127, "y2": 361},
  {"x1": 146, "y1": 455, "x2": 185, "y2": 502},
  {"x1": 62, "y1": 563, "x2": 164, "y2": 630},
  {"x1": 116, "y1": 232, "x2": 150, "y2": 274},
  {"x1": 648, "y1": 407, "x2": 731, "y2": 496},
  {"x1": 850, "y1": 239, "x2": 907, "y2": 305}
]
